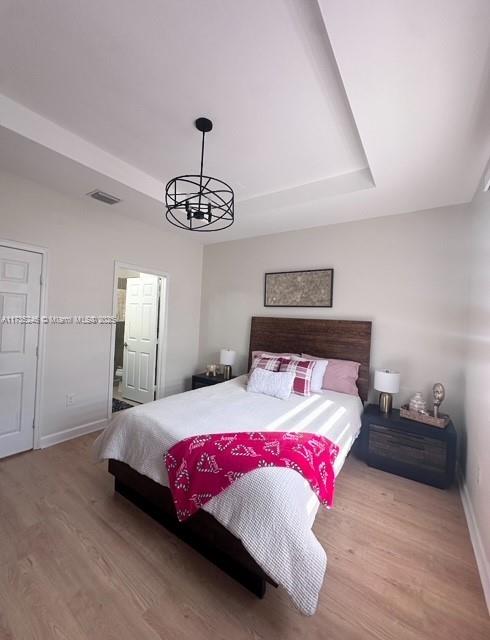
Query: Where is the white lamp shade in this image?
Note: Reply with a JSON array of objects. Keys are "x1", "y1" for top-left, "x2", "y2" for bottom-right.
[
  {"x1": 374, "y1": 369, "x2": 400, "y2": 394},
  {"x1": 219, "y1": 349, "x2": 236, "y2": 366}
]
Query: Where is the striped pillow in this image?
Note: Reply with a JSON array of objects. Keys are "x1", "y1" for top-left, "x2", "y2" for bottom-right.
[
  {"x1": 251, "y1": 350, "x2": 300, "y2": 362},
  {"x1": 250, "y1": 354, "x2": 283, "y2": 373},
  {"x1": 279, "y1": 358, "x2": 315, "y2": 396}
]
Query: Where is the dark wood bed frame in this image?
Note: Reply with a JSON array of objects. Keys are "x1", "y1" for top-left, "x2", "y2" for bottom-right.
[{"x1": 109, "y1": 316, "x2": 372, "y2": 598}]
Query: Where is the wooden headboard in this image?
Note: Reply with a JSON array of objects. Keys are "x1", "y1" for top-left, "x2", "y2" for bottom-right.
[{"x1": 248, "y1": 316, "x2": 372, "y2": 402}]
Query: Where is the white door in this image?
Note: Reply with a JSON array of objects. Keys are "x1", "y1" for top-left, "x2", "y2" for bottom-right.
[
  {"x1": 122, "y1": 274, "x2": 160, "y2": 403},
  {"x1": 0, "y1": 246, "x2": 42, "y2": 458}
]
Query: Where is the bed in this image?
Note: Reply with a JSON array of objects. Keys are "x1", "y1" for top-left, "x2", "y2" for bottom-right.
[{"x1": 94, "y1": 316, "x2": 372, "y2": 614}]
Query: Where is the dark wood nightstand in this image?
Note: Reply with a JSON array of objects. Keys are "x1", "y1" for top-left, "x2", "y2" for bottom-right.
[
  {"x1": 360, "y1": 404, "x2": 457, "y2": 488},
  {"x1": 191, "y1": 372, "x2": 236, "y2": 390}
]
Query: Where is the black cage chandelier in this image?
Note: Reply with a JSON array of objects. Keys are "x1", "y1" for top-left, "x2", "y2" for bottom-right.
[{"x1": 165, "y1": 117, "x2": 234, "y2": 232}]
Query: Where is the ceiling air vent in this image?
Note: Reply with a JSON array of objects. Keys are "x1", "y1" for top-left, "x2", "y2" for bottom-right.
[{"x1": 87, "y1": 190, "x2": 121, "y2": 205}]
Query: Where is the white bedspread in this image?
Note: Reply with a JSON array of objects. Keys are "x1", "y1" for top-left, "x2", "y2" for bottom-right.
[{"x1": 93, "y1": 375, "x2": 362, "y2": 614}]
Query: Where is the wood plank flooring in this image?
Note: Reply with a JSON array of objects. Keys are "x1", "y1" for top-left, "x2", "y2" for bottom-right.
[{"x1": 0, "y1": 433, "x2": 488, "y2": 640}]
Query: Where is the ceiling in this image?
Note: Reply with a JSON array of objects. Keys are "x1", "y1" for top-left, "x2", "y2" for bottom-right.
[{"x1": 0, "y1": 0, "x2": 489, "y2": 243}]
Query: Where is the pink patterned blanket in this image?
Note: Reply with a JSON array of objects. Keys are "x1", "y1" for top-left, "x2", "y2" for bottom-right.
[{"x1": 165, "y1": 432, "x2": 340, "y2": 522}]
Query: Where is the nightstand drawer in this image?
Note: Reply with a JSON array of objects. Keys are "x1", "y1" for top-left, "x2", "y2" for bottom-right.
[
  {"x1": 193, "y1": 380, "x2": 214, "y2": 389},
  {"x1": 191, "y1": 373, "x2": 236, "y2": 390},
  {"x1": 368, "y1": 424, "x2": 447, "y2": 471},
  {"x1": 361, "y1": 405, "x2": 456, "y2": 489}
]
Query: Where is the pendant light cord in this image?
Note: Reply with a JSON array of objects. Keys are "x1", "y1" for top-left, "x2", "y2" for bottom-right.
[
  {"x1": 200, "y1": 131, "x2": 205, "y2": 179},
  {"x1": 198, "y1": 130, "x2": 205, "y2": 212}
]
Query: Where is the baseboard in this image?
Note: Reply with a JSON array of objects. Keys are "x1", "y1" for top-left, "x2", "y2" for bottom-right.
[
  {"x1": 459, "y1": 475, "x2": 490, "y2": 614},
  {"x1": 39, "y1": 419, "x2": 107, "y2": 449}
]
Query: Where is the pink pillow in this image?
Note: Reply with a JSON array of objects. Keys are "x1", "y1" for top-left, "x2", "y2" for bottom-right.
[
  {"x1": 303, "y1": 354, "x2": 360, "y2": 396},
  {"x1": 279, "y1": 358, "x2": 315, "y2": 396}
]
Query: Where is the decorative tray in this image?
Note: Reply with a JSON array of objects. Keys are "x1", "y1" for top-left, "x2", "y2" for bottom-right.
[{"x1": 400, "y1": 405, "x2": 449, "y2": 429}]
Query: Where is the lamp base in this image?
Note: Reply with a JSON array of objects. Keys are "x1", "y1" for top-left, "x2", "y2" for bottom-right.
[
  {"x1": 379, "y1": 392, "x2": 393, "y2": 414},
  {"x1": 222, "y1": 365, "x2": 232, "y2": 380}
]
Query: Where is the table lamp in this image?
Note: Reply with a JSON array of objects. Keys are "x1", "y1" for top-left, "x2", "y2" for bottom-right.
[
  {"x1": 220, "y1": 349, "x2": 236, "y2": 380},
  {"x1": 374, "y1": 369, "x2": 400, "y2": 414}
]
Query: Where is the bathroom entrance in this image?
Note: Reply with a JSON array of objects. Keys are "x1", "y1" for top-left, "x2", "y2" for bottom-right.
[{"x1": 110, "y1": 264, "x2": 167, "y2": 413}]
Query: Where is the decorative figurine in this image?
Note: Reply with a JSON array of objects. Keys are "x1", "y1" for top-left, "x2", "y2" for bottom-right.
[
  {"x1": 409, "y1": 392, "x2": 426, "y2": 413},
  {"x1": 432, "y1": 382, "x2": 445, "y2": 418}
]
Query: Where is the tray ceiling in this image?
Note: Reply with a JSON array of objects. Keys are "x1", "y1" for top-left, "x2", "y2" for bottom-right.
[{"x1": 0, "y1": 0, "x2": 489, "y2": 242}]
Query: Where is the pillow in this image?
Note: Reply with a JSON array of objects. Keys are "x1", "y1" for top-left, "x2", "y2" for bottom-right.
[
  {"x1": 298, "y1": 356, "x2": 328, "y2": 393},
  {"x1": 303, "y1": 353, "x2": 360, "y2": 396},
  {"x1": 278, "y1": 358, "x2": 315, "y2": 396},
  {"x1": 247, "y1": 367, "x2": 295, "y2": 400},
  {"x1": 251, "y1": 350, "x2": 300, "y2": 363},
  {"x1": 250, "y1": 354, "x2": 283, "y2": 373}
]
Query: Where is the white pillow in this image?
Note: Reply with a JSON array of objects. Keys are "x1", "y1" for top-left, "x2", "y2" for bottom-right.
[
  {"x1": 309, "y1": 359, "x2": 328, "y2": 393},
  {"x1": 247, "y1": 367, "x2": 295, "y2": 400}
]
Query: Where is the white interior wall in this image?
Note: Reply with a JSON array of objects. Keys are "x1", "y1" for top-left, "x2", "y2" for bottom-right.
[
  {"x1": 462, "y1": 176, "x2": 490, "y2": 609},
  {"x1": 0, "y1": 170, "x2": 203, "y2": 441},
  {"x1": 198, "y1": 205, "x2": 469, "y2": 426}
]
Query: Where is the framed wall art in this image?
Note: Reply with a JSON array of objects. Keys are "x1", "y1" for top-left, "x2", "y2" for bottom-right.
[{"x1": 264, "y1": 268, "x2": 334, "y2": 308}]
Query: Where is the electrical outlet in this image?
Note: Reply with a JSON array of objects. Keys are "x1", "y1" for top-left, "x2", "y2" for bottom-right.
[{"x1": 66, "y1": 393, "x2": 75, "y2": 407}]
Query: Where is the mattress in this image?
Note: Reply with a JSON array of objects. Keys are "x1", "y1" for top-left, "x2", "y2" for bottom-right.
[{"x1": 94, "y1": 375, "x2": 363, "y2": 614}]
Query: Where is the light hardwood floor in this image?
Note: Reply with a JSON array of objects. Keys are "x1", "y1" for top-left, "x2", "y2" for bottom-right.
[{"x1": 0, "y1": 433, "x2": 488, "y2": 640}]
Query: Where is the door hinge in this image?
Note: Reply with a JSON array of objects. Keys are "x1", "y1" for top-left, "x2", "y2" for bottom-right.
[
  {"x1": 35, "y1": 345, "x2": 39, "y2": 358},
  {"x1": 40, "y1": 273, "x2": 43, "y2": 286},
  {"x1": 32, "y1": 419, "x2": 35, "y2": 430}
]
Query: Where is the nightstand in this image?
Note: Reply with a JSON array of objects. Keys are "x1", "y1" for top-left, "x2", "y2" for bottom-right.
[
  {"x1": 360, "y1": 404, "x2": 457, "y2": 488},
  {"x1": 191, "y1": 372, "x2": 235, "y2": 390}
]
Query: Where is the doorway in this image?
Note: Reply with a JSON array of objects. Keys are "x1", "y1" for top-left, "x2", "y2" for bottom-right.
[
  {"x1": 0, "y1": 243, "x2": 44, "y2": 458},
  {"x1": 109, "y1": 264, "x2": 167, "y2": 414}
]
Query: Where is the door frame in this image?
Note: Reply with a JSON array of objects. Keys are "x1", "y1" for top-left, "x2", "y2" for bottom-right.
[
  {"x1": 0, "y1": 237, "x2": 48, "y2": 451},
  {"x1": 107, "y1": 261, "x2": 169, "y2": 418}
]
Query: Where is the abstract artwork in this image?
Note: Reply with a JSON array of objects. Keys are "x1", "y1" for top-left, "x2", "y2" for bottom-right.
[{"x1": 264, "y1": 269, "x2": 334, "y2": 307}]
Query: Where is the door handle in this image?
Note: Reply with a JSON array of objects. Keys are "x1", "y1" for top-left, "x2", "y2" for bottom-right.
[{"x1": 124, "y1": 342, "x2": 128, "y2": 348}]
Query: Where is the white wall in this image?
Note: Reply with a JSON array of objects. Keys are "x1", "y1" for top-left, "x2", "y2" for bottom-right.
[
  {"x1": 0, "y1": 170, "x2": 203, "y2": 440},
  {"x1": 199, "y1": 205, "x2": 469, "y2": 425},
  {"x1": 462, "y1": 178, "x2": 490, "y2": 608}
]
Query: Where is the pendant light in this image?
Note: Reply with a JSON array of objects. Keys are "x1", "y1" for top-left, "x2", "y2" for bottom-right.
[{"x1": 165, "y1": 117, "x2": 234, "y2": 232}]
